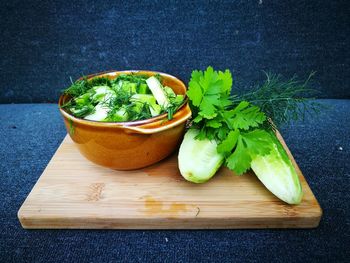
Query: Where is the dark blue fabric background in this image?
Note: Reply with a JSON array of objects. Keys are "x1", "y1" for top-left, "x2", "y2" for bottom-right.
[{"x1": 0, "y1": 0, "x2": 349, "y2": 102}]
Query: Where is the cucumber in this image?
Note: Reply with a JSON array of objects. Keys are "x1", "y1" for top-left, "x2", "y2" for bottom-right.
[
  {"x1": 172, "y1": 95, "x2": 184, "y2": 105},
  {"x1": 146, "y1": 76, "x2": 170, "y2": 108},
  {"x1": 112, "y1": 81, "x2": 137, "y2": 94},
  {"x1": 149, "y1": 104, "x2": 162, "y2": 117},
  {"x1": 91, "y1": 86, "x2": 115, "y2": 102},
  {"x1": 74, "y1": 93, "x2": 91, "y2": 105},
  {"x1": 250, "y1": 136, "x2": 303, "y2": 204},
  {"x1": 84, "y1": 103, "x2": 109, "y2": 121},
  {"x1": 164, "y1": 86, "x2": 176, "y2": 98},
  {"x1": 130, "y1": 94, "x2": 162, "y2": 117},
  {"x1": 106, "y1": 106, "x2": 129, "y2": 122},
  {"x1": 125, "y1": 82, "x2": 137, "y2": 93},
  {"x1": 69, "y1": 105, "x2": 94, "y2": 118},
  {"x1": 138, "y1": 83, "x2": 150, "y2": 94},
  {"x1": 130, "y1": 94, "x2": 156, "y2": 104},
  {"x1": 178, "y1": 129, "x2": 224, "y2": 183}
]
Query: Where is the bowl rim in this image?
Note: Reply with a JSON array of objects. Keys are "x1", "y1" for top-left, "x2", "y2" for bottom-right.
[{"x1": 58, "y1": 70, "x2": 189, "y2": 127}]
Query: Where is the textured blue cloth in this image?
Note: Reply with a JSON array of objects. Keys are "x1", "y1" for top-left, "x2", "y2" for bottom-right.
[
  {"x1": 0, "y1": 0, "x2": 349, "y2": 103},
  {"x1": 0, "y1": 100, "x2": 349, "y2": 262}
]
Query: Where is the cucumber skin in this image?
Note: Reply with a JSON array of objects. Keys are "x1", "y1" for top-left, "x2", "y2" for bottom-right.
[
  {"x1": 250, "y1": 135, "x2": 303, "y2": 205},
  {"x1": 138, "y1": 83, "x2": 150, "y2": 94},
  {"x1": 178, "y1": 129, "x2": 224, "y2": 183}
]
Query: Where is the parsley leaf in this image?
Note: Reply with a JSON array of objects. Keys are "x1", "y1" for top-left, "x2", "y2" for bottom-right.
[
  {"x1": 187, "y1": 67, "x2": 273, "y2": 175},
  {"x1": 226, "y1": 136, "x2": 252, "y2": 175},
  {"x1": 224, "y1": 101, "x2": 266, "y2": 130},
  {"x1": 199, "y1": 94, "x2": 221, "y2": 119},
  {"x1": 217, "y1": 130, "x2": 240, "y2": 155},
  {"x1": 225, "y1": 130, "x2": 272, "y2": 175},
  {"x1": 187, "y1": 81, "x2": 203, "y2": 107},
  {"x1": 218, "y1": 69, "x2": 232, "y2": 94},
  {"x1": 242, "y1": 130, "x2": 272, "y2": 157},
  {"x1": 187, "y1": 66, "x2": 234, "y2": 139},
  {"x1": 206, "y1": 119, "x2": 223, "y2": 128}
]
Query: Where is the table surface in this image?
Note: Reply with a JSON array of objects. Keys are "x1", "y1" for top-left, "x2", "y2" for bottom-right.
[{"x1": 0, "y1": 99, "x2": 349, "y2": 263}]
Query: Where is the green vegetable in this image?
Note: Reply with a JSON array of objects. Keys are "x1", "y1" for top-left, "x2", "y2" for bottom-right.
[
  {"x1": 235, "y1": 72, "x2": 320, "y2": 128},
  {"x1": 63, "y1": 76, "x2": 111, "y2": 97},
  {"x1": 105, "y1": 106, "x2": 129, "y2": 122},
  {"x1": 130, "y1": 94, "x2": 156, "y2": 105},
  {"x1": 146, "y1": 76, "x2": 170, "y2": 107},
  {"x1": 138, "y1": 83, "x2": 149, "y2": 94},
  {"x1": 91, "y1": 86, "x2": 115, "y2": 102},
  {"x1": 70, "y1": 104, "x2": 94, "y2": 118},
  {"x1": 130, "y1": 94, "x2": 162, "y2": 117},
  {"x1": 149, "y1": 103, "x2": 162, "y2": 117},
  {"x1": 75, "y1": 93, "x2": 91, "y2": 105},
  {"x1": 179, "y1": 66, "x2": 317, "y2": 204},
  {"x1": 178, "y1": 129, "x2": 224, "y2": 183},
  {"x1": 250, "y1": 133, "x2": 303, "y2": 204},
  {"x1": 173, "y1": 94, "x2": 184, "y2": 104},
  {"x1": 120, "y1": 81, "x2": 137, "y2": 93},
  {"x1": 84, "y1": 103, "x2": 109, "y2": 121},
  {"x1": 61, "y1": 74, "x2": 184, "y2": 122},
  {"x1": 164, "y1": 86, "x2": 176, "y2": 98}
]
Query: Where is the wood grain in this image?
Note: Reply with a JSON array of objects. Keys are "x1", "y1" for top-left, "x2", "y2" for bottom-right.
[{"x1": 18, "y1": 133, "x2": 322, "y2": 229}]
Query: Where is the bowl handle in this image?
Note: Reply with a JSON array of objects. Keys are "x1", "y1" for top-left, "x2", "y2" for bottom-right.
[{"x1": 123, "y1": 104, "x2": 192, "y2": 134}]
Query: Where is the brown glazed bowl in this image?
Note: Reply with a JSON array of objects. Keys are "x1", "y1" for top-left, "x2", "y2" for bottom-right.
[{"x1": 58, "y1": 70, "x2": 191, "y2": 170}]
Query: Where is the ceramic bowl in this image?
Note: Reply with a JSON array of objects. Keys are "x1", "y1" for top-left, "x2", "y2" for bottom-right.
[{"x1": 58, "y1": 70, "x2": 191, "y2": 170}]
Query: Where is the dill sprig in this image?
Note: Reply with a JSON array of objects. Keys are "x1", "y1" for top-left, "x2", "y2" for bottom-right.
[
  {"x1": 233, "y1": 72, "x2": 322, "y2": 128},
  {"x1": 166, "y1": 99, "x2": 185, "y2": 120},
  {"x1": 104, "y1": 89, "x2": 153, "y2": 121},
  {"x1": 63, "y1": 76, "x2": 111, "y2": 97},
  {"x1": 113, "y1": 73, "x2": 147, "y2": 84},
  {"x1": 127, "y1": 103, "x2": 153, "y2": 121},
  {"x1": 63, "y1": 77, "x2": 90, "y2": 97}
]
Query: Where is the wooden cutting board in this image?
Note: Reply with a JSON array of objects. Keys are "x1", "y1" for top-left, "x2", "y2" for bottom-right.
[{"x1": 18, "y1": 133, "x2": 322, "y2": 229}]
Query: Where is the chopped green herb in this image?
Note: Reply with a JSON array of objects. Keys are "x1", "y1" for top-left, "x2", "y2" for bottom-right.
[{"x1": 61, "y1": 74, "x2": 184, "y2": 122}]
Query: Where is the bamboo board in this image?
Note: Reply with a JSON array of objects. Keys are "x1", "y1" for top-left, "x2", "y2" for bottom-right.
[{"x1": 18, "y1": 133, "x2": 322, "y2": 229}]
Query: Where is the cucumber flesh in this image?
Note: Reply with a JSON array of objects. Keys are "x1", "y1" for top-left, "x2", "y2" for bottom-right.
[
  {"x1": 138, "y1": 83, "x2": 149, "y2": 94},
  {"x1": 146, "y1": 76, "x2": 170, "y2": 108},
  {"x1": 91, "y1": 86, "x2": 115, "y2": 102},
  {"x1": 74, "y1": 93, "x2": 91, "y2": 105},
  {"x1": 108, "y1": 107, "x2": 128, "y2": 122},
  {"x1": 149, "y1": 104, "x2": 162, "y2": 116},
  {"x1": 178, "y1": 129, "x2": 224, "y2": 183},
  {"x1": 84, "y1": 103, "x2": 109, "y2": 121},
  {"x1": 164, "y1": 86, "x2": 176, "y2": 98},
  {"x1": 130, "y1": 94, "x2": 156, "y2": 104}
]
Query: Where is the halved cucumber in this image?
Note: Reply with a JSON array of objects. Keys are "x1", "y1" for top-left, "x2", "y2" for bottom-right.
[{"x1": 178, "y1": 129, "x2": 224, "y2": 183}]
